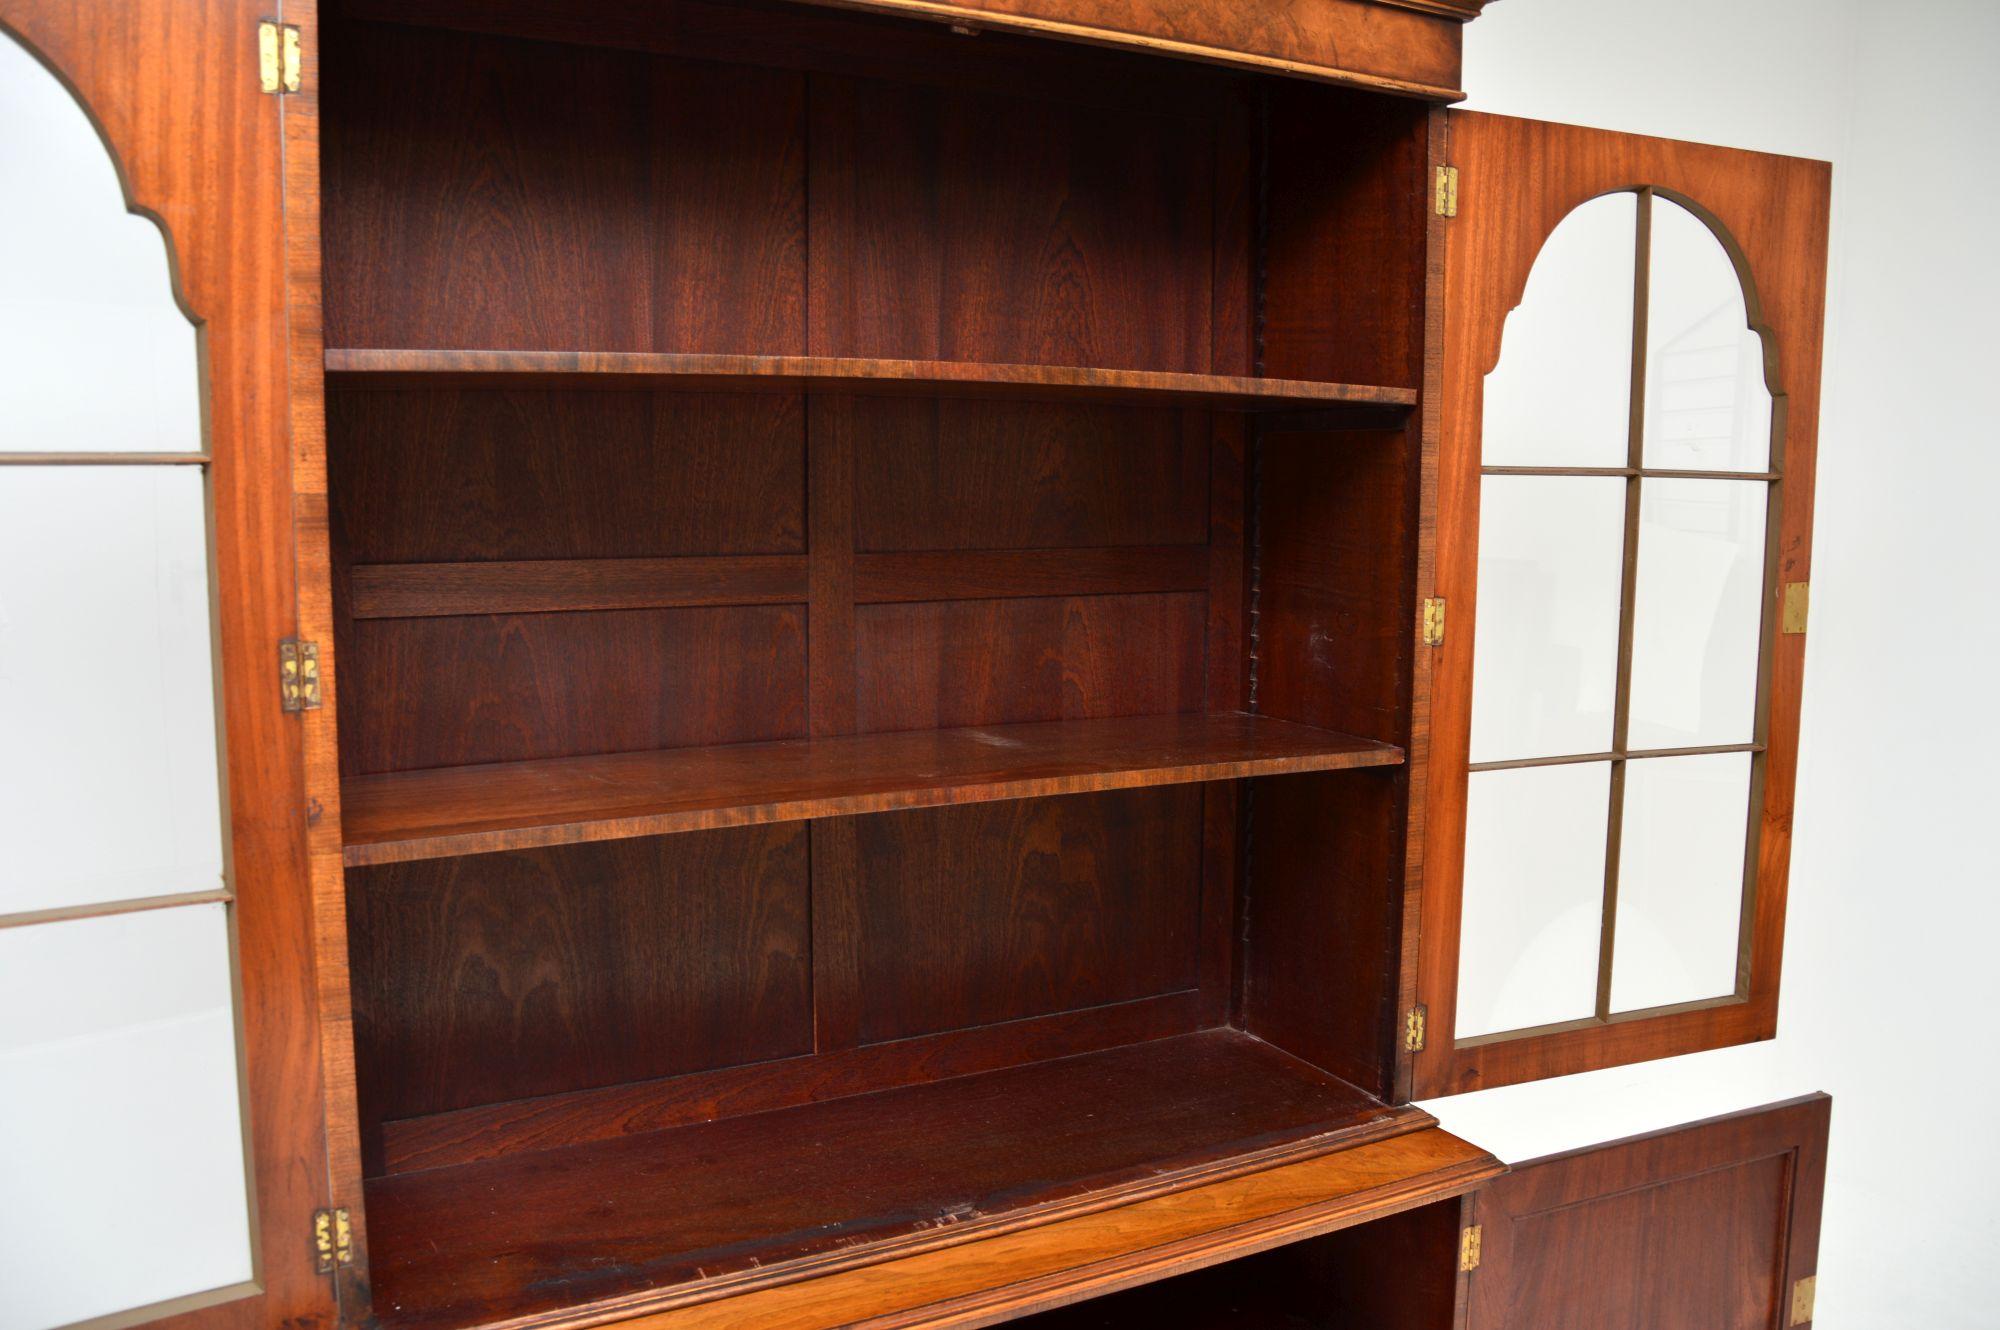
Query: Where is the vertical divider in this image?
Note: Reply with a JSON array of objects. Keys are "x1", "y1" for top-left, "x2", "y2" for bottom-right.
[
  {"x1": 1203, "y1": 410, "x2": 1250, "y2": 1029},
  {"x1": 1205, "y1": 413, "x2": 1249, "y2": 714},
  {"x1": 1595, "y1": 188, "x2": 1654, "y2": 1020},
  {"x1": 1198, "y1": 784, "x2": 1240, "y2": 1026},
  {"x1": 811, "y1": 816, "x2": 863, "y2": 1055},
  {"x1": 808, "y1": 394, "x2": 858, "y2": 737},
  {"x1": 806, "y1": 384, "x2": 861, "y2": 1053}
]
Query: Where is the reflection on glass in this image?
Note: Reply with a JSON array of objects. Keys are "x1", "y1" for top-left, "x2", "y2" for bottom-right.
[
  {"x1": 1610, "y1": 753, "x2": 1753, "y2": 1013},
  {"x1": 1, "y1": 28, "x2": 245, "y2": 1330},
  {"x1": 1456, "y1": 762, "x2": 1611, "y2": 1039},
  {"x1": 1469, "y1": 476, "x2": 1626, "y2": 763},
  {"x1": 1644, "y1": 197, "x2": 1772, "y2": 473},
  {"x1": 0, "y1": 31, "x2": 200, "y2": 454},
  {"x1": 0, "y1": 467, "x2": 225, "y2": 917},
  {"x1": 0, "y1": 906, "x2": 254, "y2": 1329},
  {"x1": 1482, "y1": 192, "x2": 1637, "y2": 468},
  {"x1": 1627, "y1": 479, "x2": 1767, "y2": 750}
]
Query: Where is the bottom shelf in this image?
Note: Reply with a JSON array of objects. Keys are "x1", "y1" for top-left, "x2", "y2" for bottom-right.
[{"x1": 365, "y1": 1031, "x2": 1499, "y2": 1330}]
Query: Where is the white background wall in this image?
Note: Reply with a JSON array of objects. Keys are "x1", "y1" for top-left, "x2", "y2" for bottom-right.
[{"x1": 1421, "y1": 2, "x2": 2000, "y2": 1325}]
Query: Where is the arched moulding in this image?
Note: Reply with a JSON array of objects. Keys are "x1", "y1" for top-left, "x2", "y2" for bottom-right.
[
  {"x1": 1455, "y1": 180, "x2": 1785, "y2": 1043},
  {"x1": 1476, "y1": 183, "x2": 1787, "y2": 475},
  {"x1": 0, "y1": 18, "x2": 205, "y2": 459}
]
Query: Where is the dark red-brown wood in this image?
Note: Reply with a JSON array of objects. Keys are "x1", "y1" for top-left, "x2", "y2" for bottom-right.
[
  {"x1": 848, "y1": 788, "x2": 1204, "y2": 1043},
  {"x1": 340, "y1": 713, "x2": 1403, "y2": 866},
  {"x1": 346, "y1": 825, "x2": 811, "y2": 1169},
  {"x1": 339, "y1": 606, "x2": 807, "y2": 774},
  {"x1": 363, "y1": 1030, "x2": 1426, "y2": 1330},
  {"x1": 1464, "y1": 1094, "x2": 1831, "y2": 1328}
]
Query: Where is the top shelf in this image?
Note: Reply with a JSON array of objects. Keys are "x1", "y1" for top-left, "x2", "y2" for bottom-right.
[{"x1": 323, "y1": 349, "x2": 1419, "y2": 413}]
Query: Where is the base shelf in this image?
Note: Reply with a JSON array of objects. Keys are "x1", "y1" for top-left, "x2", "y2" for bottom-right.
[
  {"x1": 341, "y1": 712, "x2": 1403, "y2": 866},
  {"x1": 364, "y1": 1030, "x2": 1496, "y2": 1330}
]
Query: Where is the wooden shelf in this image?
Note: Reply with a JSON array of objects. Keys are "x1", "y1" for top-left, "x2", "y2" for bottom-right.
[
  {"x1": 363, "y1": 1030, "x2": 1498, "y2": 1330},
  {"x1": 341, "y1": 713, "x2": 1404, "y2": 866},
  {"x1": 323, "y1": 348, "x2": 1418, "y2": 412}
]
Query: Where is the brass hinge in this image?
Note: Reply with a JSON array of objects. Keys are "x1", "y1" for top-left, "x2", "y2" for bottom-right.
[
  {"x1": 259, "y1": 20, "x2": 302, "y2": 94},
  {"x1": 1789, "y1": 1275, "x2": 1816, "y2": 1325},
  {"x1": 280, "y1": 638, "x2": 322, "y2": 712},
  {"x1": 1404, "y1": 1004, "x2": 1427, "y2": 1052},
  {"x1": 1459, "y1": 1224, "x2": 1482, "y2": 1272},
  {"x1": 1435, "y1": 165, "x2": 1459, "y2": 218},
  {"x1": 1422, "y1": 597, "x2": 1447, "y2": 648},
  {"x1": 313, "y1": 1207, "x2": 353, "y2": 1273},
  {"x1": 1781, "y1": 581, "x2": 1810, "y2": 635}
]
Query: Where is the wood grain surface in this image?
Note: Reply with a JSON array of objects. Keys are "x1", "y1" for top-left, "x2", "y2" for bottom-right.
[
  {"x1": 325, "y1": 349, "x2": 1417, "y2": 411},
  {"x1": 1464, "y1": 1094, "x2": 1830, "y2": 1328},
  {"x1": 362, "y1": 1031, "x2": 1448, "y2": 1330},
  {"x1": 341, "y1": 713, "x2": 1403, "y2": 865}
]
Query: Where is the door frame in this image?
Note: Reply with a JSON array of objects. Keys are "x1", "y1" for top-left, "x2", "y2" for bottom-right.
[
  {"x1": 0, "y1": 4, "x2": 342, "y2": 1327},
  {"x1": 1413, "y1": 112, "x2": 1832, "y2": 1097}
]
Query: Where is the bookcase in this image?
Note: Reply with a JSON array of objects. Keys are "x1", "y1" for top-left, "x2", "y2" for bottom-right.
[
  {"x1": 311, "y1": 11, "x2": 1455, "y2": 1322},
  {"x1": 0, "y1": 0, "x2": 1835, "y2": 1327}
]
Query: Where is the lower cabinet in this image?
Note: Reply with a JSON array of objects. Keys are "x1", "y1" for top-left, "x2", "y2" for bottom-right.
[{"x1": 1014, "y1": 1096, "x2": 1830, "y2": 1330}]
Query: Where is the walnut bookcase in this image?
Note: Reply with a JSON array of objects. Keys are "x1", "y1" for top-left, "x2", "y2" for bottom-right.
[
  {"x1": 308, "y1": 3, "x2": 1465, "y2": 1324},
  {"x1": 0, "y1": 0, "x2": 1836, "y2": 1326}
]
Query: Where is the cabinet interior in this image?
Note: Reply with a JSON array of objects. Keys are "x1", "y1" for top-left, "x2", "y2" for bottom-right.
[
  {"x1": 1007, "y1": 1200, "x2": 1464, "y2": 1330},
  {"x1": 318, "y1": 1, "x2": 1434, "y2": 1324}
]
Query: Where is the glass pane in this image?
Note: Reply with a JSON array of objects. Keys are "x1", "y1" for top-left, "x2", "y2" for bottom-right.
[
  {"x1": 1609, "y1": 753, "x2": 1754, "y2": 1013},
  {"x1": 1481, "y1": 191, "x2": 1636, "y2": 468},
  {"x1": 0, "y1": 905, "x2": 253, "y2": 1330},
  {"x1": 0, "y1": 31, "x2": 201, "y2": 454},
  {"x1": 1643, "y1": 196, "x2": 1772, "y2": 472},
  {"x1": 1469, "y1": 476, "x2": 1626, "y2": 763},
  {"x1": 1456, "y1": 762, "x2": 1611, "y2": 1039},
  {"x1": 0, "y1": 466, "x2": 225, "y2": 916},
  {"x1": 1626, "y1": 478, "x2": 1768, "y2": 750}
]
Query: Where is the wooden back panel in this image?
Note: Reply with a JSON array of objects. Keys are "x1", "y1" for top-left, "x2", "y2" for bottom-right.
[{"x1": 318, "y1": 0, "x2": 1436, "y2": 1184}]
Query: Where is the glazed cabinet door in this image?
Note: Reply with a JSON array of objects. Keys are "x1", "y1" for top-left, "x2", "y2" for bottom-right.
[
  {"x1": 1459, "y1": 1095, "x2": 1830, "y2": 1328},
  {"x1": 0, "y1": 5, "x2": 342, "y2": 1330},
  {"x1": 1412, "y1": 112, "x2": 1831, "y2": 1096}
]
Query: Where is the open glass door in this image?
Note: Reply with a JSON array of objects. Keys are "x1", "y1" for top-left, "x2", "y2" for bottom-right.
[
  {"x1": 0, "y1": 4, "x2": 339, "y2": 1328},
  {"x1": 1413, "y1": 113, "x2": 1831, "y2": 1096}
]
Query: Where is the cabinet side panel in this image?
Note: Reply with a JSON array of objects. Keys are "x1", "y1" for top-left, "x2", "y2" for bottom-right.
[
  {"x1": 1262, "y1": 85, "x2": 1432, "y2": 391},
  {"x1": 1244, "y1": 427, "x2": 1418, "y2": 1100}
]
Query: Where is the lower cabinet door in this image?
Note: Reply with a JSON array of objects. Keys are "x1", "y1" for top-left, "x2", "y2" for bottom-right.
[
  {"x1": 1461, "y1": 1094, "x2": 1831, "y2": 1330},
  {"x1": 1003, "y1": 1095, "x2": 1828, "y2": 1330}
]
